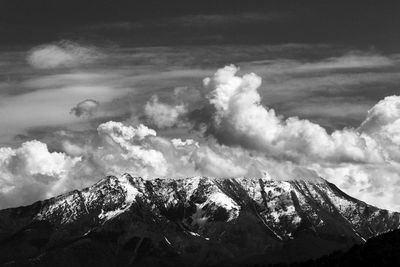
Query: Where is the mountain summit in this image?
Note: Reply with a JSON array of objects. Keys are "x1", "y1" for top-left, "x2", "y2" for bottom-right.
[{"x1": 0, "y1": 175, "x2": 399, "y2": 266}]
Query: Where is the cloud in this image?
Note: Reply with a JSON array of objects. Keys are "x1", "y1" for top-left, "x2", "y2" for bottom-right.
[
  {"x1": 70, "y1": 99, "x2": 100, "y2": 117},
  {"x1": 144, "y1": 95, "x2": 187, "y2": 128},
  {"x1": 0, "y1": 140, "x2": 80, "y2": 208},
  {"x1": 89, "y1": 121, "x2": 260, "y2": 179},
  {"x1": 358, "y1": 96, "x2": 400, "y2": 161},
  {"x1": 204, "y1": 66, "x2": 384, "y2": 161},
  {"x1": 96, "y1": 121, "x2": 168, "y2": 177},
  {"x1": 296, "y1": 52, "x2": 394, "y2": 71},
  {"x1": 359, "y1": 95, "x2": 400, "y2": 135},
  {"x1": 171, "y1": 138, "x2": 199, "y2": 148},
  {"x1": 239, "y1": 51, "x2": 400, "y2": 130},
  {"x1": 198, "y1": 65, "x2": 400, "y2": 210},
  {"x1": 311, "y1": 162, "x2": 400, "y2": 212},
  {"x1": 14, "y1": 141, "x2": 79, "y2": 177},
  {"x1": 202, "y1": 65, "x2": 386, "y2": 164},
  {"x1": 0, "y1": 85, "x2": 129, "y2": 144},
  {"x1": 98, "y1": 121, "x2": 156, "y2": 141},
  {"x1": 60, "y1": 119, "x2": 322, "y2": 184},
  {"x1": 192, "y1": 146, "x2": 247, "y2": 177},
  {"x1": 12, "y1": 45, "x2": 399, "y2": 146},
  {"x1": 27, "y1": 41, "x2": 101, "y2": 69}
]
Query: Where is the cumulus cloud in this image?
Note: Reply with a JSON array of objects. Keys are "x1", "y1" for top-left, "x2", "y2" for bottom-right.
[
  {"x1": 96, "y1": 121, "x2": 168, "y2": 177},
  {"x1": 144, "y1": 95, "x2": 187, "y2": 128},
  {"x1": 70, "y1": 99, "x2": 100, "y2": 117},
  {"x1": 0, "y1": 141, "x2": 80, "y2": 208},
  {"x1": 89, "y1": 121, "x2": 268, "y2": 179},
  {"x1": 14, "y1": 141, "x2": 79, "y2": 177},
  {"x1": 359, "y1": 96, "x2": 400, "y2": 136},
  {"x1": 27, "y1": 41, "x2": 101, "y2": 69},
  {"x1": 357, "y1": 96, "x2": 400, "y2": 162},
  {"x1": 203, "y1": 65, "x2": 386, "y2": 164},
  {"x1": 62, "y1": 119, "x2": 320, "y2": 183},
  {"x1": 311, "y1": 161, "x2": 400, "y2": 211},
  {"x1": 200, "y1": 65, "x2": 400, "y2": 210}
]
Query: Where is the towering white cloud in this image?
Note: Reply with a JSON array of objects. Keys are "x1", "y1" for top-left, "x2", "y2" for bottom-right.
[
  {"x1": 96, "y1": 121, "x2": 168, "y2": 177},
  {"x1": 15, "y1": 141, "x2": 79, "y2": 177},
  {"x1": 203, "y1": 65, "x2": 386, "y2": 164},
  {"x1": 0, "y1": 141, "x2": 81, "y2": 208},
  {"x1": 200, "y1": 65, "x2": 400, "y2": 210},
  {"x1": 360, "y1": 96, "x2": 400, "y2": 135},
  {"x1": 358, "y1": 96, "x2": 400, "y2": 160}
]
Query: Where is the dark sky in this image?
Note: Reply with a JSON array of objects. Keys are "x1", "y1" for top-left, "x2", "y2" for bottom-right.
[{"x1": 1, "y1": 0, "x2": 400, "y2": 50}]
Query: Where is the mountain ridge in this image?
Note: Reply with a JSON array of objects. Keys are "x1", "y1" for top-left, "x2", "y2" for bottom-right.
[{"x1": 0, "y1": 174, "x2": 399, "y2": 266}]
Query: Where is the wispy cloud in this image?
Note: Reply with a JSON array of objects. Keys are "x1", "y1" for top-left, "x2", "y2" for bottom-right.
[
  {"x1": 27, "y1": 41, "x2": 102, "y2": 69},
  {"x1": 0, "y1": 85, "x2": 129, "y2": 144}
]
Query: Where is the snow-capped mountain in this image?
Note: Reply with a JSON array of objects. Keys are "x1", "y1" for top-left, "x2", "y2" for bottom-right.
[{"x1": 0, "y1": 174, "x2": 399, "y2": 267}]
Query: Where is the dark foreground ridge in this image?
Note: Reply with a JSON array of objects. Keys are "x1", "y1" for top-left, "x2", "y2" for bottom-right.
[
  {"x1": 0, "y1": 175, "x2": 399, "y2": 267},
  {"x1": 267, "y1": 229, "x2": 400, "y2": 267}
]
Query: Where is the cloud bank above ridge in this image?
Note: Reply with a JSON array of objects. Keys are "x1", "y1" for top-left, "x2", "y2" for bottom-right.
[
  {"x1": 2, "y1": 61, "x2": 400, "y2": 211},
  {"x1": 199, "y1": 66, "x2": 400, "y2": 210}
]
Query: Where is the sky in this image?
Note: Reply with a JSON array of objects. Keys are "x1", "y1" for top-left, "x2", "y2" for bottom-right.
[{"x1": 2, "y1": 0, "x2": 400, "y2": 211}]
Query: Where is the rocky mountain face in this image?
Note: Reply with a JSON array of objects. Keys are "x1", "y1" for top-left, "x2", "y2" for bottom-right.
[{"x1": 0, "y1": 174, "x2": 399, "y2": 267}]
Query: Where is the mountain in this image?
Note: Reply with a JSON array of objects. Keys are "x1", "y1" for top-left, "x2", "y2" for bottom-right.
[
  {"x1": 0, "y1": 174, "x2": 399, "y2": 267},
  {"x1": 268, "y1": 229, "x2": 400, "y2": 267}
]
